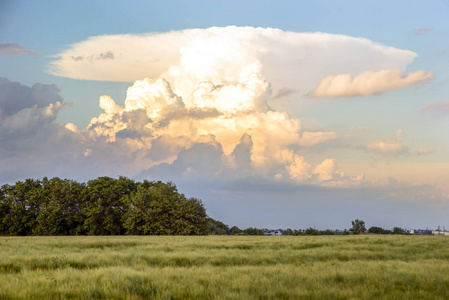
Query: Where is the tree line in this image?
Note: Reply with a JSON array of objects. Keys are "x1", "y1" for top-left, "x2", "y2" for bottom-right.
[
  {"x1": 0, "y1": 178, "x2": 418, "y2": 236},
  {"x1": 0, "y1": 177, "x2": 208, "y2": 236},
  {"x1": 209, "y1": 218, "x2": 411, "y2": 236}
]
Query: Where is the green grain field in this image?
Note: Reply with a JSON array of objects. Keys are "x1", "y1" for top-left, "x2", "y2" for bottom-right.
[{"x1": 1, "y1": 235, "x2": 448, "y2": 299}]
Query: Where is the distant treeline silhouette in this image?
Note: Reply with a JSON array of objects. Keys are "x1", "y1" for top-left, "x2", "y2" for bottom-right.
[
  {"x1": 0, "y1": 177, "x2": 208, "y2": 236},
  {"x1": 209, "y1": 217, "x2": 418, "y2": 236}
]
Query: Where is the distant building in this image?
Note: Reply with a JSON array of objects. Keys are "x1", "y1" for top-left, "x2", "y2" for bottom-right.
[
  {"x1": 432, "y1": 230, "x2": 449, "y2": 236},
  {"x1": 409, "y1": 229, "x2": 432, "y2": 235},
  {"x1": 265, "y1": 230, "x2": 283, "y2": 236}
]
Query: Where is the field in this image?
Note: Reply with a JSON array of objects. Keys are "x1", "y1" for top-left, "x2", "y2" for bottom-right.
[{"x1": 1, "y1": 235, "x2": 449, "y2": 299}]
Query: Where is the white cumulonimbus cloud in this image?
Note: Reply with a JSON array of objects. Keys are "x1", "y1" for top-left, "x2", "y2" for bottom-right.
[
  {"x1": 50, "y1": 27, "x2": 431, "y2": 185},
  {"x1": 3, "y1": 27, "x2": 435, "y2": 188},
  {"x1": 312, "y1": 69, "x2": 434, "y2": 98},
  {"x1": 80, "y1": 75, "x2": 304, "y2": 176},
  {"x1": 49, "y1": 26, "x2": 420, "y2": 102},
  {"x1": 76, "y1": 71, "x2": 367, "y2": 186}
]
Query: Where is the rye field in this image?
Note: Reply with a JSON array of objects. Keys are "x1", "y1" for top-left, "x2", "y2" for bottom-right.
[{"x1": 1, "y1": 235, "x2": 448, "y2": 299}]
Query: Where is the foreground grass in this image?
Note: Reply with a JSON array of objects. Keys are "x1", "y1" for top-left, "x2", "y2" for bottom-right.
[{"x1": 0, "y1": 235, "x2": 448, "y2": 299}]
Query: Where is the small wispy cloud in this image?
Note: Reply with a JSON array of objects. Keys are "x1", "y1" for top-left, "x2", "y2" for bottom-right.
[
  {"x1": 367, "y1": 129, "x2": 409, "y2": 157},
  {"x1": 272, "y1": 87, "x2": 297, "y2": 99},
  {"x1": 358, "y1": 126, "x2": 374, "y2": 131},
  {"x1": 410, "y1": 26, "x2": 432, "y2": 36},
  {"x1": 312, "y1": 69, "x2": 434, "y2": 98},
  {"x1": 420, "y1": 101, "x2": 449, "y2": 113},
  {"x1": 0, "y1": 43, "x2": 37, "y2": 57},
  {"x1": 299, "y1": 131, "x2": 337, "y2": 147},
  {"x1": 416, "y1": 148, "x2": 435, "y2": 156}
]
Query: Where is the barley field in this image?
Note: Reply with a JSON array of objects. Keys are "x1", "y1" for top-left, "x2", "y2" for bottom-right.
[{"x1": 0, "y1": 235, "x2": 448, "y2": 299}]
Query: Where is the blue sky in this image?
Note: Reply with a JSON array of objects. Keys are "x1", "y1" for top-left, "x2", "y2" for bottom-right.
[{"x1": 1, "y1": 0, "x2": 448, "y2": 230}]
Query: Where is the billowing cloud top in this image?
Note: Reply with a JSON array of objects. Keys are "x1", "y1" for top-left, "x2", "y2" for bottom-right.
[
  {"x1": 0, "y1": 77, "x2": 86, "y2": 181},
  {"x1": 2, "y1": 27, "x2": 437, "y2": 192}
]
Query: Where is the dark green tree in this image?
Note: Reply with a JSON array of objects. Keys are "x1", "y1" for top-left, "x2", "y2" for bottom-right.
[
  {"x1": 304, "y1": 227, "x2": 321, "y2": 235},
  {"x1": 171, "y1": 196, "x2": 208, "y2": 235},
  {"x1": 368, "y1": 226, "x2": 388, "y2": 234},
  {"x1": 283, "y1": 228, "x2": 294, "y2": 235},
  {"x1": 320, "y1": 229, "x2": 335, "y2": 235},
  {"x1": 0, "y1": 184, "x2": 12, "y2": 235},
  {"x1": 122, "y1": 182, "x2": 208, "y2": 235},
  {"x1": 33, "y1": 178, "x2": 87, "y2": 235},
  {"x1": 1, "y1": 179, "x2": 42, "y2": 235},
  {"x1": 242, "y1": 227, "x2": 264, "y2": 235},
  {"x1": 293, "y1": 229, "x2": 303, "y2": 236},
  {"x1": 350, "y1": 219, "x2": 366, "y2": 234},
  {"x1": 133, "y1": 181, "x2": 180, "y2": 235},
  {"x1": 122, "y1": 184, "x2": 157, "y2": 235},
  {"x1": 229, "y1": 226, "x2": 242, "y2": 235},
  {"x1": 391, "y1": 227, "x2": 406, "y2": 234},
  {"x1": 0, "y1": 177, "x2": 210, "y2": 236},
  {"x1": 84, "y1": 176, "x2": 136, "y2": 235},
  {"x1": 208, "y1": 218, "x2": 230, "y2": 235}
]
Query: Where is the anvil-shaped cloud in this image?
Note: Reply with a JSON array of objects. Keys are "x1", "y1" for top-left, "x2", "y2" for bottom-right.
[
  {"x1": 49, "y1": 26, "x2": 425, "y2": 100},
  {"x1": 51, "y1": 26, "x2": 432, "y2": 187},
  {"x1": 2, "y1": 27, "x2": 438, "y2": 194}
]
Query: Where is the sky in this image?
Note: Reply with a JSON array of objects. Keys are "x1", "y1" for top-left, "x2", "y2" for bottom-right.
[{"x1": 1, "y1": 0, "x2": 448, "y2": 230}]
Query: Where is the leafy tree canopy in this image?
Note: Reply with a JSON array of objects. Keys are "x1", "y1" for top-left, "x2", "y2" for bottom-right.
[
  {"x1": 0, "y1": 177, "x2": 208, "y2": 236},
  {"x1": 368, "y1": 226, "x2": 390, "y2": 234},
  {"x1": 350, "y1": 219, "x2": 366, "y2": 234}
]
